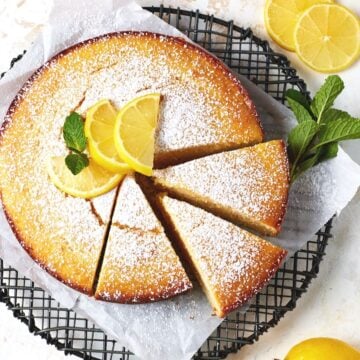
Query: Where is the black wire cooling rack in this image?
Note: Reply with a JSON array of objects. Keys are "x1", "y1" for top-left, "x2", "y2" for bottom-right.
[{"x1": 0, "y1": 5, "x2": 333, "y2": 360}]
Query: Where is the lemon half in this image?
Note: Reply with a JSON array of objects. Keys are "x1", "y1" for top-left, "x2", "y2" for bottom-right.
[{"x1": 294, "y1": 4, "x2": 360, "y2": 72}]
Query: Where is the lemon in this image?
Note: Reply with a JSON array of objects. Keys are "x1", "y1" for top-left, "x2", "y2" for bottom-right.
[
  {"x1": 294, "y1": 4, "x2": 360, "y2": 72},
  {"x1": 47, "y1": 157, "x2": 124, "y2": 199},
  {"x1": 285, "y1": 337, "x2": 360, "y2": 360},
  {"x1": 264, "y1": 0, "x2": 333, "y2": 51},
  {"x1": 114, "y1": 93, "x2": 161, "y2": 176},
  {"x1": 85, "y1": 99, "x2": 131, "y2": 173}
]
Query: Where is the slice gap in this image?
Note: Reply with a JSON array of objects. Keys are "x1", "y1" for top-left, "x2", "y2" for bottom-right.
[
  {"x1": 91, "y1": 181, "x2": 123, "y2": 294},
  {"x1": 135, "y1": 174, "x2": 198, "y2": 283}
]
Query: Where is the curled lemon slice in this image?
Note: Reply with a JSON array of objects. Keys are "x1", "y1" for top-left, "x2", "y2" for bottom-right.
[
  {"x1": 85, "y1": 99, "x2": 131, "y2": 173},
  {"x1": 114, "y1": 93, "x2": 161, "y2": 176},
  {"x1": 47, "y1": 157, "x2": 124, "y2": 199},
  {"x1": 294, "y1": 4, "x2": 360, "y2": 73},
  {"x1": 264, "y1": 0, "x2": 333, "y2": 51}
]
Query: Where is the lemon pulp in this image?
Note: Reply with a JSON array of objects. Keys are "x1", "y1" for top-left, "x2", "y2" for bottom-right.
[
  {"x1": 47, "y1": 157, "x2": 124, "y2": 199},
  {"x1": 294, "y1": 4, "x2": 360, "y2": 72},
  {"x1": 114, "y1": 93, "x2": 161, "y2": 176},
  {"x1": 264, "y1": 0, "x2": 333, "y2": 51},
  {"x1": 85, "y1": 99, "x2": 131, "y2": 173}
]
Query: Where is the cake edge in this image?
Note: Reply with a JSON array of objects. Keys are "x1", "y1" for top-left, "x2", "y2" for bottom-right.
[{"x1": 0, "y1": 194, "x2": 96, "y2": 295}]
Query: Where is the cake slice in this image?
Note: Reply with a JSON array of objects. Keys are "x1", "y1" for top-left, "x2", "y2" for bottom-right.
[
  {"x1": 95, "y1": 176, "x2": 192, "y2": 303},
  {"x1": 153, "y1": 140, "x2": 290, "y2": 236},
  {"x1": 159, "y1": 196, "x2": 287, "y2": 317}
]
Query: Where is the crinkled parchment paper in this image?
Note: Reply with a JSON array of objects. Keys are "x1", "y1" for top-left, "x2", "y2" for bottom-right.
[{"x1": 0, "y1": 1, "x2": 359, "y2": 359}]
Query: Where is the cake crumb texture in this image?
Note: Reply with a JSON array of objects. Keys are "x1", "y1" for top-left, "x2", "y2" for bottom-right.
[
  {"x1": 161, "y1": 196, "x2": 287, "y2": 317},
  {"x1": 153, "y1": 140, "x2": 289, "y2": 236},
  {"x1": 95, "y1": 176, "x2": 192, "y2": 303}
]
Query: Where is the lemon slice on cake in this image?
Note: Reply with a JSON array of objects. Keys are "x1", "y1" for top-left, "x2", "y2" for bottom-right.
[
  {"x1": 114, "y1": 93, "x2": 161, "y2": 176},
  {"x1": 294, "y1": 4, "x2": 360, "y2": 73},
  {"x1": 85, "y1": 99, "x2": 131, "y2": 173},
  {"x1": 47, "y1": 157, "x2": 124, "y2": 199},
  {"x1": 264, "y1": 0, "x2": 333, "y2": 51}
]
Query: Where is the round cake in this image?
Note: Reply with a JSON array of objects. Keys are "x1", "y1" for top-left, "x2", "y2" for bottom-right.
[{"x1": 0, "y1": 32, "x2": 288, "y2": 314}]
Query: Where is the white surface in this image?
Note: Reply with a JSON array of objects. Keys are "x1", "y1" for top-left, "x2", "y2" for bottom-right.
[{"x1": 0, "y1": 0, "x2": 359, "y2": 359}]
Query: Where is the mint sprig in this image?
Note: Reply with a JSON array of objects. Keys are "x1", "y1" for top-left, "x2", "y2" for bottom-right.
[
  {"x1": 65, "y1": 153, "x2": 89, "y2": 175},
  {"x1": 63, "y1": 112, "x2": 89, "y2": 175},
  {"x1": 286, "y1": 75, "x2": 360, "y2": 183}
]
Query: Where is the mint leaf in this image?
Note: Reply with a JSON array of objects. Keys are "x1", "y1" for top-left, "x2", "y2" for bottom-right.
[
  {"x1": 286, "y1": 96, "x2": 313, "y2": 123},
  {"x1": 310, "y1": 75, "x2": 344, "y2": 122},
  {"x1": 291, "y1": 143, "x2": 338, "y2": 182},
  {"x1": 286, "y1": 89, "x2": 312, "y2": 113},
  {"x1": 287, "y1": 121, "x2": 319, "y2": 164},
  {"x1": 322, "y1": 108, "x2": 352, "y2": 123},
  {"x1": 291, "y1": 153, "x2": 318, "y2": 182},
  {"x1": 318, "y1": 142, "x2": 338, "y2": 162},
  {"x1": 313, "y1": 118, "x2": 360, "y2": 148},
  {"x1": 65, "y1": 153, "x2": 89, "y2": 175},
  {"x1": 286, "y1": 75, "x2": 360, "y2": 183},
  {"x1": 63, "y1": 112, "x2": 87, "y2": 152}
]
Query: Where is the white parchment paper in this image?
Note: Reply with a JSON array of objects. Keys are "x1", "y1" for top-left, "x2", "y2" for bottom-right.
[{"x1": 0, "y1": 1, "x2": 359, "y2": 359}]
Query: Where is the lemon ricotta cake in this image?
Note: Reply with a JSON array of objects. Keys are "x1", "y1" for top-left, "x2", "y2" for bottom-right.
[
  {"x1": 159, "y1": 196, "x2": 287, "y2": 317},
  {"x1": 95, "y1": 176, "x2": 192, "y2": 302},
  {"x1": 153, "y1": 140, "x2": 290, "y2": 236},
  {"x1": 0, "y1": 31, "x2": 289, "y2": 312}
]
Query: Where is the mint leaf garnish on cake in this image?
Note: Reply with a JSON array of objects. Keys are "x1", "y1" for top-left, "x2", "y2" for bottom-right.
[
  {"x1": 65, "y1": 153, "x2": 89, "y2": 176},
  {"x1": 63, "y1": 112, "x2": 89, "y2": 175}
]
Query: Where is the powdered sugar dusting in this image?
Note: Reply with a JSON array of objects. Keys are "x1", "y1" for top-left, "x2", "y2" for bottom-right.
[
  {"x1": 0, "y1": 31, "x2": 260, "y2": 296},
  {"x1": 154, "y1": 140, "x2": 289, "y2": 233},
  {"x1": 65, "y1": 32, "x2": 262, "y2": 165},
  {"x1": 162, "y1": 196, "x2": 286, "y2": 314},
  {"x1": 0, "y1": 41, "x2": 120, "y2": 292},
  {"x1": 112, "y1": 176, "x2": 160, "y2": 231},
  {"x1": 96, "y1": 175, "x2": 192, "y2": 302}
]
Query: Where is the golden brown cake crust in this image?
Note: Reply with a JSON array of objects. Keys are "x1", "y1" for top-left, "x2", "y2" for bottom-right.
[
  {"x1": 0, "y1": 31, "x2": 263, "y2": 300},
  {"x1": 1, "y1": 203, "x2": 94, "y2": 294}
]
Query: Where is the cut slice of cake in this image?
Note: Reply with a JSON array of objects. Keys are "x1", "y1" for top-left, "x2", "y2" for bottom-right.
[
  {"x1": 95, "y1": 175, "x2": 192, "y2": 303},
  {"x1": 159, "y1": 195, "x2": 287, "y2": 317},
  {"x1": 153, "y1": 140, "x2": 290, "y2": 236}
]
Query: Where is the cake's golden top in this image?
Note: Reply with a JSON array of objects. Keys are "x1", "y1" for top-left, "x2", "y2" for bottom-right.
[
  {"x1": 160, "y1": 196, "x2": 287, "y2": 317},
  {"x1": 95, "y1": 176, "x2": 192, "y2": 303},
  {"x1": 0, "y1": 32, "x2": 286, "y2": 308},
  {"x1": 3, "y1": 32, "x2": 263, "y2": 166},
  {"x1": 153, "y1": 140, "x2": 290, "y2": 236}
]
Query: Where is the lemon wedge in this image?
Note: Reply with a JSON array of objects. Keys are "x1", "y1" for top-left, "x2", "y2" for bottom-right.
[
  {"x1": 85, "y1": 99, "x2": 131, "y2": 173},
  {"x1": 114, "y1": 93, "x2": 161, "y2": 176},
  {"x1": 294, "y1": 4, "x2": 360, "y2": 73},
  {"x1": 47, "y1": 157, "x2": 124, "y2": 199},
  {"x1": 285, "y1": 337, "x2": 360, "y2": 360},
  {"x1": 264, "y1": 0, "x2": 333, "y2": 51}
]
